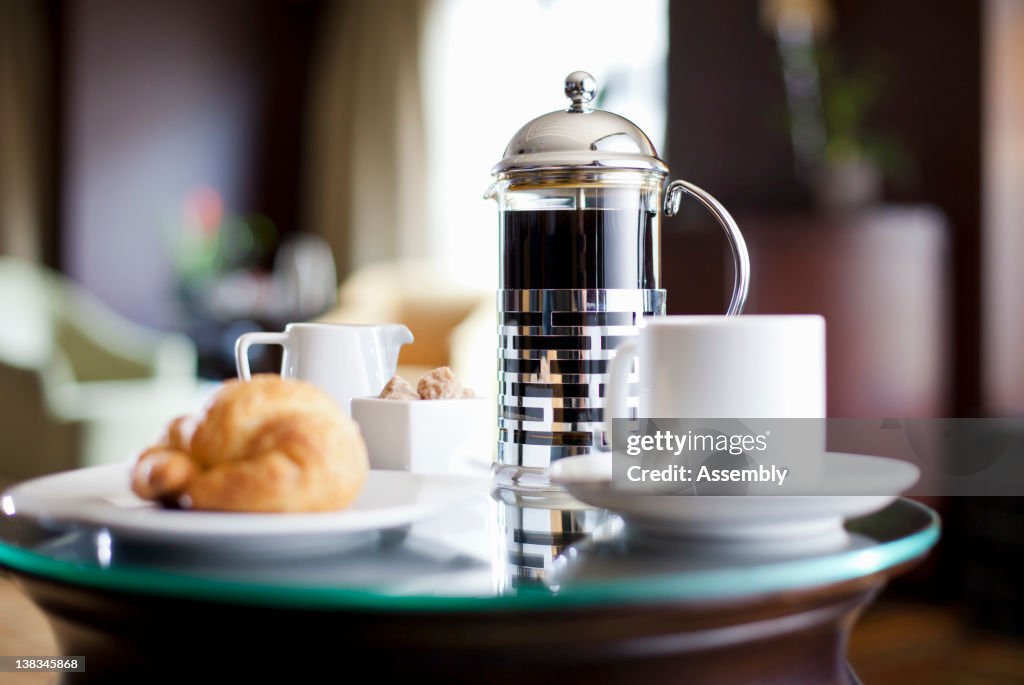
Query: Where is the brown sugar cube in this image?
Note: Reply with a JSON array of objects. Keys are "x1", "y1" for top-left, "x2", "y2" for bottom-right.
[
  {"x1": 379, "y1": 375, "x2": 420, "y2": 400},
  {"x1": 417, "y1": 366, "x2": 465, "y2": 400}
]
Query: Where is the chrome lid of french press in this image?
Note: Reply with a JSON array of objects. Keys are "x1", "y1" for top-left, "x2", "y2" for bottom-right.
[
  {"x1": 491, "y1": 71, "x2": 669, "y2": 179},
  {"x1": 487, "y1": 71, "x2": 750, "y2": 317}
]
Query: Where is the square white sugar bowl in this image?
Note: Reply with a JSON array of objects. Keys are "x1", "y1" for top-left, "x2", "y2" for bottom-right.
[{"x1": 351, "y1": 397, "x2": 492, "y2": 474}]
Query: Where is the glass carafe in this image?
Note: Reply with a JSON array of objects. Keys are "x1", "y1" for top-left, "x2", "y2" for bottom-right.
[{"x1": 487, "y1": 72, "x2": 749, "y2": 493}]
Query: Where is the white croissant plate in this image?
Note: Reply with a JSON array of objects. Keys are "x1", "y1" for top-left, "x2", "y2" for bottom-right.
[{"x1": 2, "y1": 463, "x2": 487, "y2": 555}]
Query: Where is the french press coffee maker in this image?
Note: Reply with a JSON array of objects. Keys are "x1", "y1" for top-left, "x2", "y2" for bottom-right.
[{"x1": 486, "y1": 71, "x2": 750, "y2": 491}]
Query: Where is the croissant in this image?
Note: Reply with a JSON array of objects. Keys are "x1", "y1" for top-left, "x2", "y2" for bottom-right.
[{"x1": 131, "y1": 375, "x2": 368, "y2": 512}]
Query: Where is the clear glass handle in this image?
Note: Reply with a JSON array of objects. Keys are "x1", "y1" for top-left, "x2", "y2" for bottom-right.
[{"x1": 664, "y1": 179, "x2": 750, "y2": 315}]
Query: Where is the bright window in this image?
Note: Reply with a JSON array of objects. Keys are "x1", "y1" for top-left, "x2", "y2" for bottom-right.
[{"x1": 421, "y1": 0, "x2": 669, "y2": 288}]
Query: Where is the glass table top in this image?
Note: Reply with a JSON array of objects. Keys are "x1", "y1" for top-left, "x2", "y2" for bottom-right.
[{"x1": 0, "y1": 486, "x2": 940, "y2": 612}]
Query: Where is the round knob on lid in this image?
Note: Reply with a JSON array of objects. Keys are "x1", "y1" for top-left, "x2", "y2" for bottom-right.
[{"x1": 564, "y1": 71, "x2": 596, "y2": 112}]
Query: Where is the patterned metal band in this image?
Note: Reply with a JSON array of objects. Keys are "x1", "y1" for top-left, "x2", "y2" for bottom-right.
[
  {"x1": 494, "y1": 493, "x2": 605, "y2": 592},
  {"x1": 496, "y1": 288, "x2": 666, "y2": 470}
]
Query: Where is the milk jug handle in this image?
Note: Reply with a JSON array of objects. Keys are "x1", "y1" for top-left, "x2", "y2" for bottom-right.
[{"x1": 235, "y1": 332, "x2": 288, "y2": 380}]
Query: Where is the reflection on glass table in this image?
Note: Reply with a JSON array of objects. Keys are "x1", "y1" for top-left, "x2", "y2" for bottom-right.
[{"x1": 0, "y1": 477, "x2": 938, "y2": 684}]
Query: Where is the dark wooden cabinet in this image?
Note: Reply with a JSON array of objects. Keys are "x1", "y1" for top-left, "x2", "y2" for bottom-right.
[{"x1": 738, "y1": 207, "x2": 952, "y2": 418}]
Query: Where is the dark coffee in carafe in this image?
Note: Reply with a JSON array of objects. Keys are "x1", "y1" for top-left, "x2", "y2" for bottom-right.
[{"x1": 500, "y1": 209, "x2": 659, "y2": 290}]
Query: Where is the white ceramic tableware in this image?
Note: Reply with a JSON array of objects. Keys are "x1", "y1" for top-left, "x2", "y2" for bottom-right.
[
  {"x1": 351, "y1": 397, "x2": 492, "y2": 475},
  {"x1": 606, "y1": 314, "x2": 825, "y2": 418},
  {"x1": 1, "y1": 463, "x2": 486, "y2": 556},
  {"x1": 603, "y1": 314, "x2": 826, "y2": 478},
  {"x1": 551, "y1": 451, "x2": 919, "y2": 542},
  {"x1": 235, "y1": 322, "x2": 413, "y2": 414}
]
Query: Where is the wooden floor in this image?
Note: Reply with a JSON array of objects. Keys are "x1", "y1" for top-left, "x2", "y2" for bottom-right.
[
  {"x1": 850, "y1": 599, "x2": 1024, "y2": 684},
  {"x1": 0, "y1": 576, "x2": 54, "y2": 685},
  {"x1": 1, "y1": 576, "x2": 1022, "y2": 684}
]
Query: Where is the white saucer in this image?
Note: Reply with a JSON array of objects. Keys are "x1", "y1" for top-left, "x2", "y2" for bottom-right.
[
  {"x1": 550, "y1": 452, "x2": 919, "y2": 541},
  {"x1": 2, "y1": 463, "x2": 486, "y2": 555}
]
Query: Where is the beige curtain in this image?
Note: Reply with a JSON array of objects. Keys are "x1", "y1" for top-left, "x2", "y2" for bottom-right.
[
  {"x1": 0, "y1": 0, "x2": 50, "y2": 262},
  {"x1": 304, "y1": 0, "x2": 429, "y2": 280}
]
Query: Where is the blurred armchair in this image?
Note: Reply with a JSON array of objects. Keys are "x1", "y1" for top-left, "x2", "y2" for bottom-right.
[
  {"x1": 317, "y1": 259, "x2": 495, "y2": 393},
  {"x1": 0, "y1": 257, "x2": 206, "y2": 484}
]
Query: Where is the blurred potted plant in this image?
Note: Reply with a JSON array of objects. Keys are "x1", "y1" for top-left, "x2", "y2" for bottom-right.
[
  {"x1": 765, "y1": 0, "x2": 911, "y2": 212},
  {"x1": 814, "y1": 50, "x2": 910, "y2": 212},
  {"x1": 163, "y1": 187, "x2": 278, "y2": 323},
  {"x1": 162, "y1": 188, "x2": 281, "y2": 377}
]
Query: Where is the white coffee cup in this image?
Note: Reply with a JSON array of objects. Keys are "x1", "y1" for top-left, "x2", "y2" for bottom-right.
[
  {"x1": 235, "y1": 322, "x2": 413, "y2": 414},
  {"x1": 603, "y1": 315, "x2": 826, "y2": 485}
]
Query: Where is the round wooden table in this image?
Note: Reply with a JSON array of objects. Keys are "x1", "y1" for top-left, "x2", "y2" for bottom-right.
[{"x1": 0, "y1": 491, "x2": 938, "y2": 684}]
